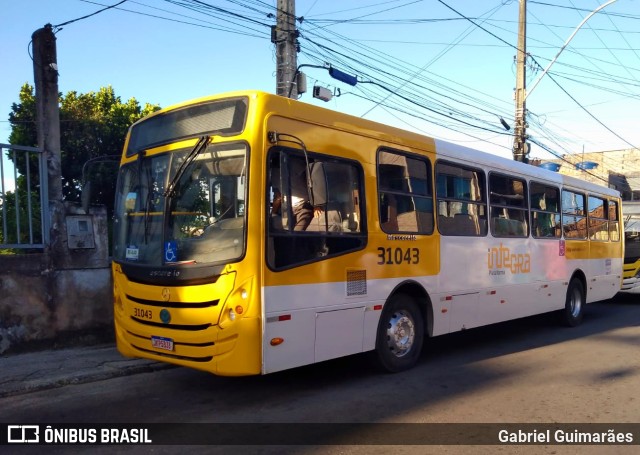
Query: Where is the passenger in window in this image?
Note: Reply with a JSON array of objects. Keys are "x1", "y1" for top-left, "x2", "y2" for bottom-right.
[
  {"x1": 216, "y1": 194, "x2": 234, "y2": 220},
  {"x1": 290, "y1": 159, "x2": 324, "y2": 231},
  {"x1": 271, "y1": 186, "x2": 324, "y2": 231},
  {"x1": 293, "y1": 200, "x2": 325, "y2": 231},
  {"x1": 271, "y1": 188, "x2": 283, "y2": 230}
]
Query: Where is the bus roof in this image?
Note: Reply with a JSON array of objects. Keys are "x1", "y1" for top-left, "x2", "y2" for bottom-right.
[{"x1": 137, "y1": 90, "x2": 619, "y2": 199}]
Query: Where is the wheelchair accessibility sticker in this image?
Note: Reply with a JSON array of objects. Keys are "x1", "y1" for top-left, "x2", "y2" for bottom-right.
[{"x1": 164, "y1": 241, "x2": 177, "y2": 263}]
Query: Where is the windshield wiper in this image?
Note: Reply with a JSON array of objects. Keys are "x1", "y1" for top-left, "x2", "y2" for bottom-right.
[{"x1": 163, "y1": 135, "x2": 210, "y2": 199}]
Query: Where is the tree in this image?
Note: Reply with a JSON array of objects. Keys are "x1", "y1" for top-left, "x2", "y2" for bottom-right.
[{"x1": 7, "y1": 83, "x2": 160, "y2": 217}]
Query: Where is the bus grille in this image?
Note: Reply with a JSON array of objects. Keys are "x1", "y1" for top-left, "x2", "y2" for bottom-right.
[
  {"x1": 126, "y1": 330, "x2": 215, "y2": 363},
  {"x1": 130, "y1": 343, "x2": 213, "y2": 362},
  {"x1": 124, "y1": 293, "x2": 221, "y2": 334},
  {"x1": 624, "y1": 256, "x2": 640, "y2": 265},
  {"x1": 126, "y1": 294, "x2": 219, "y2": 308},
  {"x1": 130, "y1": 317, "x2": 212, "y2": 331}
]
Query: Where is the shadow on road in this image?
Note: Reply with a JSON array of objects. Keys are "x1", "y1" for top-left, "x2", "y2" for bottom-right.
[
  {"x1": 163, "y1": 295, "x2": 640, "y2": 421},
  {"x1": 5, "y1": 294, "x2": 639, "y2": 453}
]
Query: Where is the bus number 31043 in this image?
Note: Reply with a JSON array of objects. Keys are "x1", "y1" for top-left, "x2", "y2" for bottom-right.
[{"x1": 377, "y1": 247, "x2": 420, "y2": 265}]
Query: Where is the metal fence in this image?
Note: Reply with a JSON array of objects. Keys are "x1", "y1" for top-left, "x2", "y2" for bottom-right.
[{"x1": 0, "y1": 143, "x2": 48, "y2": 249}]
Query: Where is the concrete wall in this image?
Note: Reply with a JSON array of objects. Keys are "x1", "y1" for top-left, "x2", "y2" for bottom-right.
[
  {"x1": 0, "y1": 204, "x2": 112, "y2": 354},
  {"x1": 1, "y1": 27, "x2": 115, "y2": 354}
]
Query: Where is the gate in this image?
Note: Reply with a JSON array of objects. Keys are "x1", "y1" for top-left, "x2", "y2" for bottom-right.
[{"x1": 0, "y1": 143, "x2": 48, "y2": 249}]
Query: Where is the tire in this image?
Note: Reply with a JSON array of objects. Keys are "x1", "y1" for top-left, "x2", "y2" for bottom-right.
[
  {"x1": 560, "y1": 278, "x2": 585, "y2": 327},
  {"x1": 373, "y1": 294, "x2": 424, "y2": 373}
]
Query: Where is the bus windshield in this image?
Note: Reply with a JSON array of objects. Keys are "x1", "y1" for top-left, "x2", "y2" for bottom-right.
[
  {"x1": 625, "y1": 213, "x2": 640, "y2": 263},
  {"x1": 113, "y1": 142, "x2": 248, "y2": 267}
]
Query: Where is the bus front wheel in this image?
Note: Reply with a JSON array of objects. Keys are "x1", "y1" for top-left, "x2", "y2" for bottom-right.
[
  {"x1": 560, "y1": 278, "x2": 585, "y2": 327},
  {"x1": 373, "y1": 294, "x2": 424, "y2": 373}
]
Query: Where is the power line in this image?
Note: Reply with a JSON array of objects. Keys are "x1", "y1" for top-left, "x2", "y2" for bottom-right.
[
  {"x1": 529, "y1": 55, "x2": 639, "y2": 151},
  {"x1": 78, "y1": 0, "x2": 268, "y2": 37},
  {"x1": 55, "y1": 0, "x2": 128, "y2": 29},
  {"x1": 568, "y1": 0, "x2": 640, "y2": 90},
  {"x1": 529, "y1": 1, "x2": 640, "y2": 21},
  {"x1": 61, "y1": 0, "x2": 639, "y2": 168},
  {"x1": 358, "y1": 2, "x2": 508, "y2": 118},
  {"x1": 299, "y1": 32, "x2": 511, "y2": 135}
]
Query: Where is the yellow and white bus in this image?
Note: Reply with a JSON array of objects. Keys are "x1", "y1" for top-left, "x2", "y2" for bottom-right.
[
  {"x1": 622, "y1": 201, "x2": 640, "y2": 292},
  {"x1": 112, "y1": 90, "x2": 623, "y2": 376}
]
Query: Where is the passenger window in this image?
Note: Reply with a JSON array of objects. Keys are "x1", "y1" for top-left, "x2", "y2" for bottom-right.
[
  {"x1": 489, "y1": 173, "x2": 528, "y2": 237},
  {"x1": 530, "y1": 182, "x2": 561, "y2": 238},
  {"x1": 267, "y1": 149, "x2": 366, "y2": 269},
  {"x1": 378, "y1": 150, "x2": 433, "y2": 234},
  {"x1": 436, "y1": 161, "x2": 487, "y2": 236},
  {"x1": 562, "y1": 189, "x2": 587, "y2": 239},
  {"x1": 609, "y1": 200, "x2": 620, "y2": 242},
  {"x1": 588, "y1": 195, "x2": 608, "y2": 241}
]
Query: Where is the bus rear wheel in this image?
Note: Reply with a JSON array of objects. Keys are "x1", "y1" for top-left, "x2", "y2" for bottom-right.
[
  {"x1": 373, "y1": 294, "x2": 424, "y2": 373},
  {"x1": 560, "y1": 278, "x2": 585, "y2": 327}
]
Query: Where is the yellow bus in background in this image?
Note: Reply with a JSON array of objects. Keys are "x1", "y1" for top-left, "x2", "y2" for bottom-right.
[
  {"x1": 112, "y1": 91, "x2": 623, "y2": 376},
  {"x1": 622, "y1": 201, "x2": 640, "y2": 292}
]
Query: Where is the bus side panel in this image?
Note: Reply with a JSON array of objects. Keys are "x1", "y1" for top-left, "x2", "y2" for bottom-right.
[
  {"x1": 262, "y1": 282, "x2": 378, "y2": 374},
  {"x1": 261, "y1": 272, "x2": 442, "y2": 373},
  {"x1": 586, "y1": 241, "x2": 623, "y2": 302},
  {"x1": 437, "y1": 236, "x2": 570, "y2": 331}
]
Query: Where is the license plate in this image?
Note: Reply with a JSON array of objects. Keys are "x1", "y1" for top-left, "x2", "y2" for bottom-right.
[{"x1": 151, "y1": 336, "x2": 174, "y2": 351}]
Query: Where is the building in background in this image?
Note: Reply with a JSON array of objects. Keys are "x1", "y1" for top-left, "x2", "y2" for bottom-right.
[{"x1": 532, "y1": 148, "x2": 640, "y2": 201}]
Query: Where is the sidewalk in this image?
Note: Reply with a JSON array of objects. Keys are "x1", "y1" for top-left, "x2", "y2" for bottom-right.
[{"x1": 0, "y1": 343, "x2": 174, "y2": 398}]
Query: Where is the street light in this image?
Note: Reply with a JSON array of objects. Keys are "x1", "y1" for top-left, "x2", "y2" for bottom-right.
[{"x1": 525, "y1": 0, "x2": 618, "y2": 101}]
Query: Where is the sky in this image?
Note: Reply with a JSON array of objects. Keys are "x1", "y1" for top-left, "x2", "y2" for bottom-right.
[{"x1": 1, "y1": 0, "x2": 640, "y2": 166}]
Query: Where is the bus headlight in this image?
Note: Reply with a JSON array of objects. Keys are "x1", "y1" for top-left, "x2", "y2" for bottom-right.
[{"x1": 219, "y1": 277, "x2": 255, "y2": 328}]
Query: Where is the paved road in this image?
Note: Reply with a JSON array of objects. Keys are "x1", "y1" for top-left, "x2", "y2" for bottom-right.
[{"x1": 1, "y1": 294, "x2": 639, "y2": 454}]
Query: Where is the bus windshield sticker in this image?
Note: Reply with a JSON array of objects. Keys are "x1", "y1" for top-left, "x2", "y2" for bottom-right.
[
  {"x1": 126, "y1": 246, "x2": 139, "y2": 261},
  {"x1": 125, "y1": 192, "x2": 137, "y2": 212},
  {"x1": 164, "y1": 241, "x2": 177, "y2": 263}
]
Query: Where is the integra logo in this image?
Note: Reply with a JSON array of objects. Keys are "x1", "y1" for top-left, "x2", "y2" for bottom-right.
[{"x1": 487, "y1": 243, "x2": 531, "y2": 275}]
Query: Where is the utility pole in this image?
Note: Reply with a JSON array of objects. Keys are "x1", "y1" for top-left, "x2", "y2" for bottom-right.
[
  {"x1": 274, "y1": 0, "x2": 298, "y2": 99},
  {"x1": 513, "y1": 0, "x2": 528, "y2": 163},
  {"x1": 32, "y1": 23, "x2": 69, "y2": 266},
  {"x1": 511, "y1": 0, "x2": 617, "y2": 162}
]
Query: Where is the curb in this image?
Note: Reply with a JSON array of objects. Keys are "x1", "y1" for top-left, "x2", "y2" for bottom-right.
[
  {"x1": 0, "y1": 345, "x2": 177, "y2": 399},
  {"x1": 0, "y1": 360, "x2": 176, "y2": 399}
]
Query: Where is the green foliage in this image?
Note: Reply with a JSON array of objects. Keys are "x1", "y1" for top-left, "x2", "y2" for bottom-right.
[
  {"x1": 8, "y1": 84, "x2": 37, "y2": 147},
  {"x1": 7, "y1": 83, "x2": 160, "y2": 216}
]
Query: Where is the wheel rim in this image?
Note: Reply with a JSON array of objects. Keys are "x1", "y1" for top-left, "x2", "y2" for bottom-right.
[
  {"x1": 385, "y1": 310, "x2": 416, "y2": 358},
  {"x1": 569, "y1": 286, "x2": 583, "y2": 318}
]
